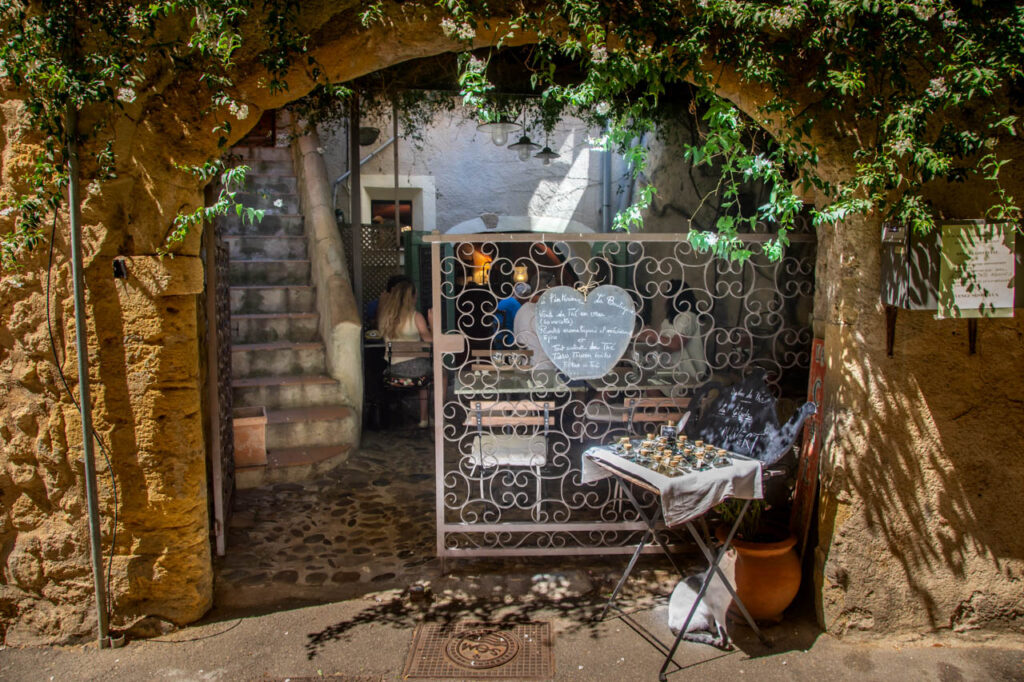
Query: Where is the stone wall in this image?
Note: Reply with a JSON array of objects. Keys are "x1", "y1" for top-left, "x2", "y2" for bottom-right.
[
  {"x1": 1, "y1": 8, "x2": 1021, "y2": 643},
  {"x1": 813, "y1": 199, "x2": 1024, "y2": 636}
]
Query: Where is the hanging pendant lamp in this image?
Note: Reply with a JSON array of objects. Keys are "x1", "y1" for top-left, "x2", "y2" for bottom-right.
[
  {"x1": 508, "y1": 134, "x2": 541, "y2": 161},
  {"x1": 477, "y1": 117, "x2": 522, "y2": 146}
]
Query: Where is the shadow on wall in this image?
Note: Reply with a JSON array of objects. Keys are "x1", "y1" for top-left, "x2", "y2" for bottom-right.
[
  {"x1": 820, "y1": 309, "x2": 1024, "y2": 632},
  {"x1": 95, "y1": 256, "x2": 212, "y2": 631}
]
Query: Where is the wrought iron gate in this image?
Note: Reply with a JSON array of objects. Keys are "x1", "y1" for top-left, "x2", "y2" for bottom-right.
[{"x1": 429, "y1": 230, "x2": 816, "y2": 558}]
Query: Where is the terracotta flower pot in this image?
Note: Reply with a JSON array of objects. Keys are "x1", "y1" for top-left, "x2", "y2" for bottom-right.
[{"x1": 716, "y1": 523, "x2": 801, "y2": 622}]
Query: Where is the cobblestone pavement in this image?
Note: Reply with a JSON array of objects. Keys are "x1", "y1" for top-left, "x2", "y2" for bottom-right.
[
  {"x1": 216, "y1": 428, "x2": 439, "y2": 608},
  {"x1": 214, "y1": 428, "x2": 683, "y2": 613}
]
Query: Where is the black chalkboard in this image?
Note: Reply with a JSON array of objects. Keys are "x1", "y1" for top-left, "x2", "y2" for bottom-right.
[{"x1": 535, "y1": 285, "x2": 635, "y2": 380}]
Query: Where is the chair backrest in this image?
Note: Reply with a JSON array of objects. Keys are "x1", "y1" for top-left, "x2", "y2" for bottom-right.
[
  {"x1": 685, "y1": 369, "x2": 816, "y2": 466},
  {"x1": 467, "y1": 400, "x2": 553, "y2": 429},
  {"x1": 384, "y1": 341, "x2": 433, "y2": 389},
  {"x1": 468, "y1": 400, "x2": 552, "y2": 468},
  {"x1": 386, "y1": 340, "x2": 432, "y2": 360}
]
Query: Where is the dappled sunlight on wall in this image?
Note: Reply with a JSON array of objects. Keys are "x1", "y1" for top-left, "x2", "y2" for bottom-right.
[{"x1": 817, "y1": 276, "x2": 1024, "y2": 635}]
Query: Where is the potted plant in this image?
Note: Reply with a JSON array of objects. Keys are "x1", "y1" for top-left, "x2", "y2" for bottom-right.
[{"x1": 714, "y1": 498, "x2": 801, "y2": 622}]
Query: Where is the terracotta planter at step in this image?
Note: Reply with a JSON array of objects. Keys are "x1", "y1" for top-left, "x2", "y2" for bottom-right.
[
  {"x1": 233, "y1": 406, "x2": 268, "y2": 467},
  {"x1": 716, "y1": 523, "x2": 801, "y2": 622}
]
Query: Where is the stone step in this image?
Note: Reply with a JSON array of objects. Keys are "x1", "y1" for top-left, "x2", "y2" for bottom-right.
[
  {"x1": 230, "y1": 284, "x2": 315, "y2": 314},
  {"x1": 265, "y1": 406, "x2": 357, "y2": 450},
  {"x1": 243, "y1": 174, "x2": 297, "y2": 194},
  {"x1": 266, "y1": 444, "x2": 353, "y2": 468},
  {"x1": 236, "y1": 444, "x2": 353, "y2": 489},
  {"x1": 231, "y1": 341, "x2": 326, "y2": 377},
  {"x1": 220, "y1": 213, "x2": 304, "y2": 237},
  {"x1": 231, "y1": 146, "x2": 291, "y2": 162},
  {"x1": 231, "y1": 312, "x2": 319, "y2": 344},
  {"x1": 229, "y1": 259, "x2": 311, "y2": 286},
  {"x1": 232, "y1": 374, "x2": 343, "y2": 410},
  {"x1": 235, "y1": 191, "x2": 300, "y2": 215},
  {"x1": 225, "y1": 235, "x2": 308, "y2": 260}
]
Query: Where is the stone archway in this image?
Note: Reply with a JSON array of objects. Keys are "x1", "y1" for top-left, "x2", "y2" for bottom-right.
[{"x1": 2, "y1": 8, "x2": 1022, "y2": 644}]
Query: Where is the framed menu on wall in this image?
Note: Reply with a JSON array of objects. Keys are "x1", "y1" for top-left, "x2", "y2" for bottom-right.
[{"x1": 938, "y1": 221, "x2": 1016, "y2": 319}]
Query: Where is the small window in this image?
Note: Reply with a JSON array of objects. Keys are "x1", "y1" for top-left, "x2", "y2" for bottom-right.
[{"x1": 370, "y1": 200, "x2": 413, "y2": 230}]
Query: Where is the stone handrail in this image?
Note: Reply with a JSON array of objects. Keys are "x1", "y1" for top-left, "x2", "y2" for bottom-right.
[{"x1": 292, "y1": 129, "x2": 364, "y2": 433}]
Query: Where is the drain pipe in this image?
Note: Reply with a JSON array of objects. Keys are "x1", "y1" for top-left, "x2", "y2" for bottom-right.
[
  {"x1": 330, "y1": 136, "x2": 397, "y2": 215},
  {"x1": 67, "y1": 104, "x2": 110, "y2": 648},
  {"x1": 602, "y1": 124, "x2": 613, "y2": 232}
]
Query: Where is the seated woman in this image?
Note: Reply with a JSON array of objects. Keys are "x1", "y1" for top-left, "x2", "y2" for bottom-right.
[{"x1": 377, "y1": 277, "x2": 432, "y2": 427}]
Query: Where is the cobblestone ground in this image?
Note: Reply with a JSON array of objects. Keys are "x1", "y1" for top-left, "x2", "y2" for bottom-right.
[
  {"x1": 215, "y1": 428, "x2": 702, "y2": 614},
  {"x1": 216, "y1": 429, "x2": 439, "y2": 609}
]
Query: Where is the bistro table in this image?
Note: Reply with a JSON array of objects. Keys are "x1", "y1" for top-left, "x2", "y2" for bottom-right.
[
  {"x1": 582, "y1": 444, "x2": 769, "y2": 680},
  {"x1": 454, "y1": 368, "x2": 587, "y2": 396},
  {"x1": 586, "y1": 367, "x2": 678, "y2": 392}
]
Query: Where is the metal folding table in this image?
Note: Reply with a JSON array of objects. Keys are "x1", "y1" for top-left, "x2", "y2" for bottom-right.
[{"x1": 583, "y1": 448, "x2": 770, "y2": 681}]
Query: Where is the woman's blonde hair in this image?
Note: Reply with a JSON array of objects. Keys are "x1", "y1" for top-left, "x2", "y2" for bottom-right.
[{"x1": 377, "y1": 280, "x2": 417, "y2": 338}]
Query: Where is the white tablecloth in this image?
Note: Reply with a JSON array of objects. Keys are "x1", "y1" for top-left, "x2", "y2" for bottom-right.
[{"x1": 582, "y1": 445, "x2": 763, "y2": 527}]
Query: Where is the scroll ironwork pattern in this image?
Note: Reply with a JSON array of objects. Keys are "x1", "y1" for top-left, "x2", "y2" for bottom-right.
[{"x1": 434, "y1": 232, "x2": 815, "y2": 557}]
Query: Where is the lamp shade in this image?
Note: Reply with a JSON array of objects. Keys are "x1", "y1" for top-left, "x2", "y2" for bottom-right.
[
  {"x1": 508, "y1": 135, "x2": 541, "y2": 161},
  {"x1": 513, "y1": 264, "x2": 529, "y2": 283},
  {"x1": 534, "y1": 146, "x2": 559, "y2": 165},
  {"x1": 477, "y1": 118, "x2": 522, "y2": 146}
]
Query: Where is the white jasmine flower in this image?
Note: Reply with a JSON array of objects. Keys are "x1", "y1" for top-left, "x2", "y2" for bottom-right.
[
  {"x1": 229, "y1": 101, "x2": 249, "y2": 120},
  {"x1": 273, "y1": 198, "x2": 284, "y2": 208},
  {"x1": 706, "y1": 233, "x2": 719, "y2": 246},
  {"x1": 926, "y1": 77, "x2": 948, "y2": 99},
  {"x1": 440, "y1": 17, "x2": 458, "y2": 37},
  {"x1": 891, "y1": 138, "x2": 912, "y2": 155},
  {"x1": 595, "y1": 101, "x2": 611, "y2": 116},
  {"x1": 457, "y1": 22, "x2": 475, "y2": 40},
  {"x1": 745, "y1": 154, "x2": 773, "y2": 178},
  {"x1": 590, "y1": 43, "x2": 608, "y2": 64},
  {"x1": 117, "y1": 87, "x2": 136, "y2": 103}
]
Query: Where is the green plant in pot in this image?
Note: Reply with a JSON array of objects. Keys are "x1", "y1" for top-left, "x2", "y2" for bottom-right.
[{"x1": 714, "y1": 498, "x2": 801, "y2": 623}]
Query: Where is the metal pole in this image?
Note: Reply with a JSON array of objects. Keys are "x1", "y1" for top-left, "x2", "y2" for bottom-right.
[
  {"x1": 602, "y1": 123, "x2": 613, "y2": 233},
  {"x1": 349, "y1": 96, "x2": 363, "y2": 317},
  {"x1": 393, "y1": 100, "x2": 400, "y2": 249},
  {"x1": 330, "y1": 136, "x2": 395, "y2": 214},
  {"x1": 67, "y1": 104, "x2": 110, "y2": 648}
]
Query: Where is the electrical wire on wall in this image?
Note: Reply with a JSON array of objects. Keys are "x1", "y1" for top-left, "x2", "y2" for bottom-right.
[{"x1": 45, "y1": 211, "x2": 120, "y2": 627}]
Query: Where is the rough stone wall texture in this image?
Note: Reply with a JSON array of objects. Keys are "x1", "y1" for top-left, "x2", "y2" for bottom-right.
[
  {"x1": 1, "y1": 6, "x2": 1022, "y2": 643},
  {"x1": 0, "y1": 92, "x2": 215, "y2": 642},
  {"x1": 813, "y1": 202, "x2": 1024, "y2": 637}
]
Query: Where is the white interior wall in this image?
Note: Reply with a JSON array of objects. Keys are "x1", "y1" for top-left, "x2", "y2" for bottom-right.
[{"x1": 320, "y1": 99, "x2": 615, "y2": 232}]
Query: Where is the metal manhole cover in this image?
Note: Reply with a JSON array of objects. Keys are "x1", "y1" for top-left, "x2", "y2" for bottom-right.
[
  {"x1": 444, "y1": 628, "x2": 521, "y2": 669},
  {"x1": 403, "y1": 621, "x2": 553, "y2": 679}
]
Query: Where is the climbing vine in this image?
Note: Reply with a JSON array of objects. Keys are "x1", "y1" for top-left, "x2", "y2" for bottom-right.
[{"x1": 0, "y1": 0, "x2": 1021, "y2": 267}]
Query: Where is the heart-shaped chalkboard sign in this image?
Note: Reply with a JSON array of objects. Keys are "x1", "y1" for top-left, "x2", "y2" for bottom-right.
[{"x1": 535, "y1": 285, "x2": 636, "y2": 380}]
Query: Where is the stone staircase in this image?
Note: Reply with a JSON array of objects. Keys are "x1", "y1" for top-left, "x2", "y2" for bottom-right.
[{"x1": 223, "y1": 145, "x2": 357, "y2": 488}]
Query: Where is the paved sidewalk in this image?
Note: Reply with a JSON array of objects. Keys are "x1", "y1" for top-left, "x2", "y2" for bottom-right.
[
  {"x1": 2, "y1": 586, "x2": 1022, "y2": 681},
  {"x1": 5, "y1": 431, "x2": 1021, "y2": 680}
]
